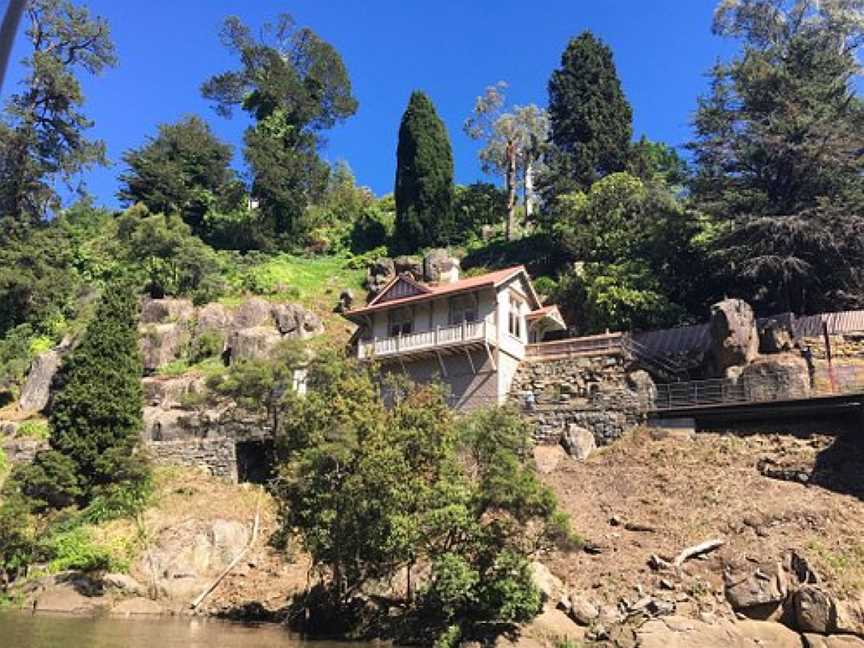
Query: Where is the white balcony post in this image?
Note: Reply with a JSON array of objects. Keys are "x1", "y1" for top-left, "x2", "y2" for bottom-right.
[{"x1": 462, "y1": 320, "x2": 466, "y2": 342}]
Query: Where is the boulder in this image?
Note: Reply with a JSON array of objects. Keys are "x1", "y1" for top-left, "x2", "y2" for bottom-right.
[
  {"x1": 34, "y1": 583, "x2": 101, "y2": 614},
  {"x1": 271, "y1": 303, "x2": 324, "y2": 339},
  {"x1": 140, "y1": 298, "x2": 194, "y2": 325},
  {"x1": 336, "y1": 289, "x2": 354, "y2": 313},
  {"x1": 139, "y1": 323, "x2": 187, "y2": 372},
  {"x1": 529, "y1": 561, "x2": 563, "y2": 602},
  {"x1": 19, "y1": 349, "x2": 61, "y2": 413},
  {"x1": 143, "y1": 407, "x2": 194, "y2": 442},
  {"x1": 533, "y1": 444, "x2": 568, "y2": 474},
  {"x1": 636, "y1": 615, "x2": 802, "y2": 648},
  {"x1": 423, "y1": 249, "x2": 460, "y2": 283},
  {"x1": 527, "y1": 606, "x2": 587, "y2": 645},
  {"x1": 804, "y1": 635, "x2": 864, "y2": 648},
  {"x1": 836, "y1": 595, "x2": 864, "y2": 638},
  {"x1": 196, "y1": 302, "x2": 233, "y2": 335},
  {"x1": 102, "y1": 573, "x2": 145, "y2": 596},
  {"x1": 561, "y1": 424, "x2": 596, "y2": 461},
  {"x1": 227, "y1": 327, "x2": 282, "y2": 363},
  {"x1": 393, "y1": 255, "x2": 422, "y2": 279},
  {"x1": 724, "y1": 560, "x2": 788, "y2": 613},
  {"x1": 709, "y1": 298, "x2": 760, "y2": 375},
  {"x1": 142, "y1": 375, "x2": 206, "y2": 409},
  {"x1": 738, "y1": 354, "x2": 810, "y2": 401},
  {"x1": 232, "y1": 298, "x2": 273, "y2": 329},
  {"x1": 760, "y1": 318, "x2": 795, "y2": 354},
  {"x1": 364, "y1": 258, "x2": 395, "y2": 295},
  {"x1": 627, "y1": 370, "x2": 657, "y2": 408},
  {"x1": 795, "y1": 585, "x2": 836, "y2": 634},
  {"x1": 564, "y1": 593, "x2": 599, "y2": 625}
]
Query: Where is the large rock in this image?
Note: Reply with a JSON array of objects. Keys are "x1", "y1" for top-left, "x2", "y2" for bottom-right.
[
  {"x1": 140, "y1": 298, "x2": 194, "y2": 325},
  {"x1": 364, "y1": 258, "x2": 395, "y2": 295},
  {"x1": 139, "y1": 323, "x2": 188, "y2": 372},
  {"x1": 271, "y1": 303, "x2": 324, "y2": 339},
  {"x1": 143, "y1": 407, "x2": 195, "y2": 442},
  {"x1": 627, "y1": 370, "x2": 657, "y2": 408},
  {"x1": 196, "y1": 302, "x2": 233, "y2": 335},
  {"x1": 738, "y1": 354, "x2": 810, "y2": 402},
  {"x1": 530, "y1": 561, "x2": 563, "y2": 602},
  {"x1": 836, "y1": 595, "x2": 864, "y2": 638},
  {"x1": 804, "y1": 635, "x2": 864, "y2": 648},
  {"x1": 228, "y1": 327, "x2": 282, "y2": 363},
  {"x1": 423, "y1": 249, "x2": 459, "y2": 283},
  {"x1": 636, "y1": 615, "x2": 802, "y2": 648},
  {"x1": 533, "y1": 444, "x2": 568, "y2": 474},
  {"x1": 562, "y1": 592, "x2": 599, "y2": 626},
  {"x1": 142, "y1": 375, "x2": 207, "y2": 409},
  {"x1": 34, "y1": 583, "x2": 101, "y2": 614},
  {"x1": 795, "y1": 585, "x2": 836, "y2": 634},
  {"x1": 393, "y1": 255, "x2": 422, "y2": 279},
  {"x1": 710, "y1": 298, "x2": 760, "y2": 375},
  {"x1": 19, "y1": 349, "x2": 61, "y2": 412},
  {"x1": 724, "y1": 560, "x2": 788, "y2": 613},
  {"x1": 232, "y1": 297, "x2": 273, "y2": 329},
  {"x1": 561, "y1": 424, "x2": 596, "y2": 461}
]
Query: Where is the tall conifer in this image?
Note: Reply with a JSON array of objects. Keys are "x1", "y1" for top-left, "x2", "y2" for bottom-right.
[{"x1": 394, "y1": 91, "x2": 455, "y2": 252}]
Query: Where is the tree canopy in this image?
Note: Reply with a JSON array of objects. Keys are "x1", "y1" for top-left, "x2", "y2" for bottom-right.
[{"x1": 394, "y1": 91, "x2": 456, "y2": 252}]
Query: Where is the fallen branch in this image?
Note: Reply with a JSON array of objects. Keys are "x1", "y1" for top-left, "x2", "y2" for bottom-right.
[
  {"x1": 673, "y1": 538, "x2": 724, "y2": 568},
  {"x1": 190, "y1": 496, "x2": 261, "y2": 611}
]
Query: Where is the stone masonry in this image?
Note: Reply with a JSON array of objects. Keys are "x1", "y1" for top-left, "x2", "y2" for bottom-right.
[
  {"x1": 510, "y1": 349, "x2": 644, "y2": 446},
  {"x1": 148, "y1": 438, "x2": 237, "y2": 480}
]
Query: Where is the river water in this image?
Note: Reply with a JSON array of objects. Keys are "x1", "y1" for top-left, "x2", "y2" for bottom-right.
[{"x1": 0, "y1": 612, "x2": 369, "y2": 648}]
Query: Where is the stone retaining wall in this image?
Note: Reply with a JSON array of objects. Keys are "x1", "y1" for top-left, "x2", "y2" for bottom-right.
[
  {"x1": 148, "y1": 438, "x2": 238, "y2": 481},
  {"x1": 510, "y1": 350, "x2": 643, "y2": 446}
]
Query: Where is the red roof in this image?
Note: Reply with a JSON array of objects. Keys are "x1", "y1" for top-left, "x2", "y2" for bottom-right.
[
  {"x1": 527, "y1": 305, "x2": 559, "y2": 319},
  {"x1": 344, "y1": 265, "x2": 530, "y2": 319}
]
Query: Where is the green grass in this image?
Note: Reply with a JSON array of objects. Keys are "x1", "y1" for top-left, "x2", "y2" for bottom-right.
[
  {"x1": 226, "y1": 253, "x2": 366, "y2": 307},
  {"x1": 16, "y1": 419, "x2": 49, "y2": 440}
]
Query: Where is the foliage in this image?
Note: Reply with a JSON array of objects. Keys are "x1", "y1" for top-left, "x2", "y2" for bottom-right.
[
  {"x1": 628, "y1": 136, "x2": 689, "y2": 189},
  {"x1": 118, "y1": 115, "x2": 245, "y2": 239},
  {"x1": 0, "y1": 494, "x2": 38, "y2": 586},
  {"x1": 44, "y1": 526, "x2": 125, "y2": 573},
  {"x1": 453, "y1": 183, "x2": 508, "y2": 243},
  {"x1": 0, "y1": 0, "x2": 116, "y2": 232},
  {"x1": 202, "y1": 13, "x2": 358, "y2": 243},
  {"x1": 117, "y1": 204, "x2": 226, "y2": 303},
  {"x1": 47, "y1": 280, "x2": 149, "y2": 505},
  {"x1": 689, "y1": 0, "x2": 864, "y2": 314},
  {"x1": 272, "y1": 354, "x2": 571, "y2": 643},
  {"x1": 394, "y1": 91, "x2": 456, "y2": 252},
  {"x1": 546, "y1": 173, "x2": 710, "y2": 332},
  {"x1": 10, "y1": 449, "x2": 81, "y2": 511},
  {"x1": 544, "y1": 31, "x2": 632, "y2": 195},
  {"x1": 16, "y1": 420, "x2": 49, "y2": 441}
]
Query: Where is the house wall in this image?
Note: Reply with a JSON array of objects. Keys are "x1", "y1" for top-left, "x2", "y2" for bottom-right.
[
  {"x1": 382, "y1": 348, "x2": 499, "y2": 410},
  {"x1": 496, "y1": 276, "x2": 531, "y2": 361},
  {"x1": 368, "y1": 287, "x2": 499, "y2": 339}
]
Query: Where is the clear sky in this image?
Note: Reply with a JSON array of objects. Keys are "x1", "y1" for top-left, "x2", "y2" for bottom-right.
[{"x1": 2, "y1": 0, "x2": 737, "y2": 209}]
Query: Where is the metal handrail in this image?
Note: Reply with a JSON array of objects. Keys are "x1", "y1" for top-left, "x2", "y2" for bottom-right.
[{"x1": 649, "y1": 364, "x2": 864, "y2": 412}]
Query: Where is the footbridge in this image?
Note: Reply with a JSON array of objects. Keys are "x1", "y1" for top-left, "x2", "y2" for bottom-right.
[{"x1": 645, "y1": 365, "x2": 864, "y2": 422}]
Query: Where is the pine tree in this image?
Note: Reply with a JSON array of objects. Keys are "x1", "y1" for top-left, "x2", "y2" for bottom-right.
[
  {"x1": 546, "y1": 32, "x2": 633, "y2": 193},
  {"x1": 48, "y1": 281, "x2": 147, "y2": 501},
  {"x1": 394, "y1": 91, "x2": 455, "y2": 252}
]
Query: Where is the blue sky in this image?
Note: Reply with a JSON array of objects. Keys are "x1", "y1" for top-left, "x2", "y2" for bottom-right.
[{"x1": 2, "y1": 0, "x2": 737, "y2": 209}]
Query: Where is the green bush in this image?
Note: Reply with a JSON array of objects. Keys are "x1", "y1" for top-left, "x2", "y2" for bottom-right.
[
  {"x1": 16, "y1": 420, "x2": 49, "y2": 440},
  {"x1": 45, "y1": 527, "x2": 120, "y2": 573},
  {"x1": 12, "y1": 450, "x2": 82, "y2": 511},
  {"x1": 188, "y1": 330, "x2": 224, "y2": 364}
]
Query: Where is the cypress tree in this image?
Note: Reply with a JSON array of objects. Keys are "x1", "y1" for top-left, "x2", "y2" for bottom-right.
[
  {"x1": 547, "y1": 32, "x2": 633, "y2": 192},
  {"x1": 394, "y1": 91, "x2": 455, "y2": 252},
  {"x1": 48, "y1": 281, "x2": 147, "y2": 501}
]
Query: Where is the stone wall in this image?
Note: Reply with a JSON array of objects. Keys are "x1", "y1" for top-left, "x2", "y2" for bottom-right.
[
  {"x1": 148, "y1": 438, "x2": 237, "y2": 481},
  {"x1": 801, "y1": 334, "x2": 864, "y2": 361},
  {"x1": 510, "y1": 350, "x2": 643, "y2": 446}
]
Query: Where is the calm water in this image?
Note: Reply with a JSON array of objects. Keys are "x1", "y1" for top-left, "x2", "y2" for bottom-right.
[{"x1": 0, "y1": 612, "x2": 369, "y2": 648}]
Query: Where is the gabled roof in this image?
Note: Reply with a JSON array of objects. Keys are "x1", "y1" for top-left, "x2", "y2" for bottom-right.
[
  {"x1": 527, "y1": 305, "x2": 566, "y2": 330},
  {"x1": 343, "y1": 265, "x2": 539, "y2": 321},
  {"x1": 367, "y1": 272, "x2": 431, "y2": 307}
]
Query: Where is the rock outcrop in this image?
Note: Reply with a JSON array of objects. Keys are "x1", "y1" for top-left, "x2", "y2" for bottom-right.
[
  {"x1": 561, "y1": 424, "x2": 596, "y2": 460},
  {"x1": 738, "y1": 354, "x2": 811, "y2": 401},
  {"x1": 18, "y1": 349, "x2": 62, "y2": 413},
  {"x1": 760, "y1": 318, "x2": 796, "y2": 354},
  {"x1": 710, "y1": 298, "x2": 760, "y2": 376}
]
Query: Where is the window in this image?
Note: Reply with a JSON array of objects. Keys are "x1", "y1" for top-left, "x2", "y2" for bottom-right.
[
  {"x1": 388, "y1": 307, "x2": 413, "y2": 337},
  {"x1": 508, "y1": 296, "x2": 523, "y2": 339},
  {"x1": 449, "y1": 294, "x2": 478, "y2": 325}
]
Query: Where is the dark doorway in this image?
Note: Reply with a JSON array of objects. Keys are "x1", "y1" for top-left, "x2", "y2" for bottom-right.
[{"x1": 236, "y1": 439, "x2": 275, "y2": 485}]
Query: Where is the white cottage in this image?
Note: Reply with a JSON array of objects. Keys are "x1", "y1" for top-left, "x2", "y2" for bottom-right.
[{"x1": 342, "y1": 265, "x2": 565, "y2": 409}]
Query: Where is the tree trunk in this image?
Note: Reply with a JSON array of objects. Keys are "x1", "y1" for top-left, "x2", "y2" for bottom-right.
[
  {"x1": 524, "y1": 158, "x2": 535, "y2": 222},
  {"x1": 505, "y1": 140, "x2": 517, "y2": 241}
]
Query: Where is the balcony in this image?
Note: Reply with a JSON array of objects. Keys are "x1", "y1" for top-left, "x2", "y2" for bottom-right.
[{"x1": 358, "y1": 320, "x2": 495, "y2": 361}]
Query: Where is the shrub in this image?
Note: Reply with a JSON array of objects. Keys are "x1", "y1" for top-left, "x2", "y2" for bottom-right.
[
  {"x1": 45, "y1": 527, "x2": 120, "y2": 573},
  {"x1": 16, "y1": 420, "x2": 49, "y2": 440},
  {"x1": 188, "y1": 330, "x2": 224, "y2": 364}
]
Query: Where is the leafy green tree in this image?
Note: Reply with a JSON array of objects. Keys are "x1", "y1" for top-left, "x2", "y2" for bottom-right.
[
  {"x1": 464, "y1": 82, "x2": 549, "y2": 238},
  {"x1": 0, "y1": 0, "x2": 116, "y2": 233},
  {"x1": 116, "y1": 204, "x2": 225, "y2": 303},
  {"x1": 394, "y1": 91, "x2": 456, "y2": 252},
  {"x1": 545, "y1": 32, "x2": 633, "y2": 195},
  {"x1": 453, "y1": 182, "x2": 508, "y2": 242},
  {"x1": 270, "y1": 354, "x2": 571, "y2": 643},
  {"x1": 690, "y1": 0, "x2": 864, "y2": 313},
  {"x1": 47, "y1": 280, "x2": 148, "y2": 503},
  {"x1": 118, "y1": 115, "x2": 243, "y2": 236},
  {"x1": 628, "y1": 136, "x2": 689, "y2": 189},
  {"x1": 202, "y1": 14, "x2": 358, "y2": 244},
  {"x1": 548, "y1": 173, "x2": 708, "y2": 332}
]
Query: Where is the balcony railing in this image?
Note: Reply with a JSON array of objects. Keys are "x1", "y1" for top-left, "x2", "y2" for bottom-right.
[{"x1": 358, "y1": 320, "x2": 493, "y2": 360}]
